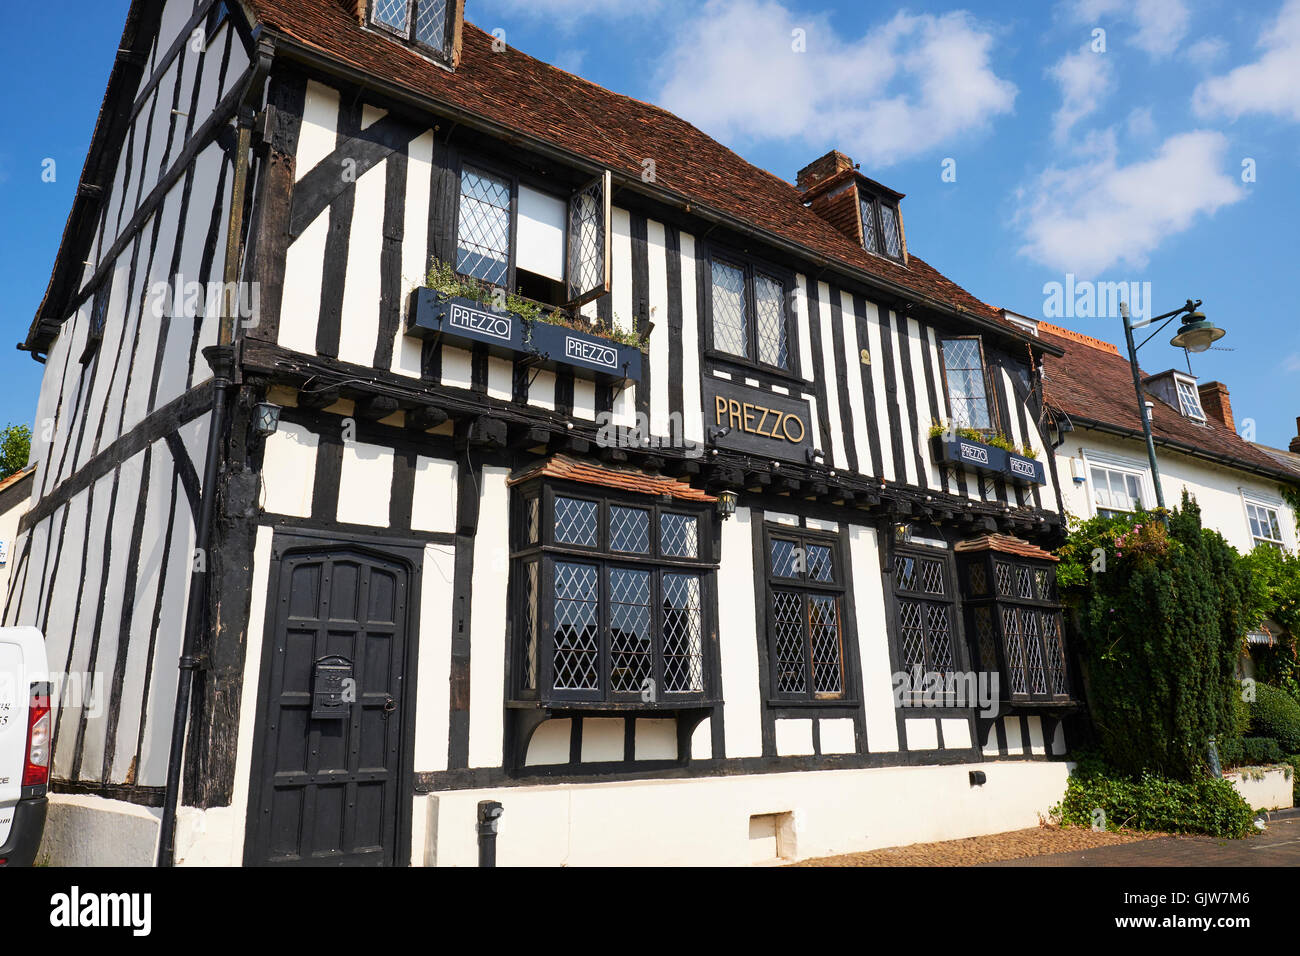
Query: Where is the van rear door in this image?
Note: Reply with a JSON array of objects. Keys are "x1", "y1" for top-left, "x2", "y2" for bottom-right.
[{"x1": 0, "y1": 627, "x2": 47, "y2": 848}]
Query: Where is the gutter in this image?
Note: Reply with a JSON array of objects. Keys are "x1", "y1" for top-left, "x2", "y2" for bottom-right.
[
  {"x1": 1059, "y1": 412, "x2": 1300, "y2": 487},
  {"x1": 262, "y1": 30, "x2": 1060, "y2": 358},
  {"x1": 156, "y1": 36, "x2": 274, "y2": 867}
]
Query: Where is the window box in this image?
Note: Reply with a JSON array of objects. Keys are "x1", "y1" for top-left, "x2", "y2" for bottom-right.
[
  {"x1": 1004, "y1": 451, "x2": 1046, "y2": 486},
  {"x1": 525, "y1": 316, "x2": 642, "y2": 385},
  {"x1": 405, "y1": 290, "x2": 525, "y2": 359},
  {"x1": 929, "y1": 434, "x2": 1007, "y2": 476},
  {"x1": 406, "y1": 290, "x2": 643, "y2": 384}
]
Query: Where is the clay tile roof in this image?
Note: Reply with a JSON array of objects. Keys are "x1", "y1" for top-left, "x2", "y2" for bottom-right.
[
  {"x1": 507, "y1": 454, "x2": 716, "y2": 502},
  {"x1": 1038, "y1": 325, "x2": 1297, "y2": 483},
  {"x1": 241, "y1": 2, "x2": 1028, "y2": 336},
  {"x1": 0, "y1": 464, "x2": 36, "y2": 496},
  {"x1": 954, "y1": 533, "x2": 1059, "y2": 562}
]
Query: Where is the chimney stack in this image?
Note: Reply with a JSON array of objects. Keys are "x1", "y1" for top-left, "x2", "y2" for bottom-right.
[
  {"x1": 1290, "y1": 416, "x2": 1300, "y2": 454},
  {"x1": 1197, "y1": 381, "x2": 1234, "y2": 431},
  {"x1": 796, "y1": 150, "x2": 856, "y2": 192},
  {"x1": 795, "y1": 150, "x2": 863, "y2": 245}
]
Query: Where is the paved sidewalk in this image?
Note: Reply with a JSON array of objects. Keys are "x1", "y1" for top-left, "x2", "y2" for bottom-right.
[{"x1": 984, "y1": 811, "x2": 1300, "y2": 866}]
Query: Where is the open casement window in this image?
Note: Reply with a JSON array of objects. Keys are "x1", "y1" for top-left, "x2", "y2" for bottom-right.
[
  {"x1": 939, "y1": 336, "x2": 999, "y2": 434},
  {"x1": 892, "y1": 547, "x2": 960, "y2": 704},
  {"x1": 565, "y1": 170, "x2": 611, "y2": 308},
  {"x1": 1245, "y1": 500, "x2": 1285, "y2": 551},
  {"x1": 1175, "y1": 379, "x2": 1206, "y2": 421},
  {"x1": 510, "y1": 481, "x2": 716, "y2": 707},
  {"x1": 369, "y1": 0, "x2": 456, "y2": 58},
  {"x1": 960, "y1": 553, "x2": 1070, "y2": 705},
  {"x1": 708, "y1": 253, "x2": 793, "y2": 372},
  {"x1": 764, "y1": 528, "x2": 847, "y2": 702}
]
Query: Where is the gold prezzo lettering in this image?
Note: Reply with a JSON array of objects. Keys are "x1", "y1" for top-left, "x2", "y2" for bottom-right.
[{"x1": 713, "y1": 396, "x2": 806, "y2": 445}]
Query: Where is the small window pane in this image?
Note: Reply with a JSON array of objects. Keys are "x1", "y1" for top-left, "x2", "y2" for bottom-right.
[
  {"x1": 553, "y1": 562, "x2": 599, "y2": 691},
  {"x1": 526, "y1": 496, "x2": 539, "y2": 544},
  {"x1": 806, "y1": 543, "x2": 834, "y2": 583},
  {"x1": 879, "y1": 203, "x2": 902, "y2": 258},
  {"x1": 661, "y1": 513, "x2": 698, "y2": 558},
  {"x1": 1176, "y1": 380, "x2": 1205, "y2": 420},
  {"x1": 808, "y1": 595, "x2": 844, "y2": 696},
  {"x1": 554, "y1": 496, "x2": 598, "y2": 547},
  {"x1": 753, "y1": 273, "x2": 789, "y2": 369},
  {"x1": 521, "y1": 560, "x2": 539, "y2": 691},
  {"x1": 942, "y1": 339, "x2": 992, "y2": 431},
  {"x1": 898, "y1": 600, "x2": 924, "y2": 673},
  {"x1": 608, "y1": 568, "x2": 652, "y2": 694},
  {"x1": 662, "y1": 574, "x2": 704, "y2": 693},
  {"x1": 609, "y1": 506, "x2": 649, "y2": 553},
  {"x1": 895, "y1": 555, "x2": 917, "y2": 592},
  {"x1": 771, "y1": 538, "x2": 800, "y2": 578},
  {"x1": 772, "y1": 590, "x2": 808, "y2": 694},
  {"x1": 919, "y1": 558, "x2": 944, "y2": 595},
  {"x1": 711, "y1": 260, "x2": 748, "y2": 358},
  {"x1": 372, "y1": 0, "x2": 411, "y2": 33},
  {"x1": 456, "y1": 165, "x2": 511, "y2": 286},
  {"x1": 413, "y1": 0, "x2": 448, "y2": 50},
  {"x1": 860, "y1": 196, "x2": 878, "y2": 253}
]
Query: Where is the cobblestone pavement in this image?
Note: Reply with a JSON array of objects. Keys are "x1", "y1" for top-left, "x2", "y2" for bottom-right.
[{"x1": 984, "y1": 812, "x2": 1300, "y2": 866}]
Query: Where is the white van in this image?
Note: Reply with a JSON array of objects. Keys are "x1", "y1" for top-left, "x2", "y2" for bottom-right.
[{"x1": 0, "y1": 627, "x2": 50, "y2": 866}]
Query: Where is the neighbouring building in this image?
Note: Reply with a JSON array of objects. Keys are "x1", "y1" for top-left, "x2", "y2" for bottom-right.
[
  {"x1": 0, "y1": 466, "x2": 36, "y2": 605},
  {"x1": 1022, "y1": 316, "x2": 1300, "y2": 674},
  {"x1": 11, "y1": 0, "x2": 1079, "y2": 867}
]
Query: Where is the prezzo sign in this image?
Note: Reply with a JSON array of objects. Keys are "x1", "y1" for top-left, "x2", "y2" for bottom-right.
[
  {"x1": 702, "y1": 377, "x2": 813, "y2": 463},
  {"x1": 1008, "y1": 456, "x2": 1036, "y2": 478},
  {"x1": 959, "y1": 441, "x2": 989, "y2": 466},
  {"x1": 565, "y1": 335, "x2": 618, "y2": 371},
  {"x1": 449, "y1": 303, "x2": 513, "y2": 342}
]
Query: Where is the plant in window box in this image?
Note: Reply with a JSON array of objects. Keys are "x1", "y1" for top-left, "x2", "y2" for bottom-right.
[
  {"x1": 1004, "y1": 442, "x2": 1046, "y2": 486},
  {"x1": 927, "y1": 421, "x2": 1008, "y2": 475}
]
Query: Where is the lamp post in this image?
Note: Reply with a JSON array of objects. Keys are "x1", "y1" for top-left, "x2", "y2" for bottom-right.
[{"x1": 1118, "y1": 298, "x2": 1225, "y2": 514}]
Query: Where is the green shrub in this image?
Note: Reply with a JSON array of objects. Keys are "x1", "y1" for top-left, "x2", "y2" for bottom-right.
[
  {"x1": 1053, "y1": 756, "x2": 1256, "y2": 839},
  {"x1": 1218, "y1": 736, "x2": 1283, "y2": 768},
  {"x1": 1290, "y1": 755, "x2": 1300, "y2": 807},
  {"x1": 1250, "y1": 684, "x2": 1300, "y2": 753}
]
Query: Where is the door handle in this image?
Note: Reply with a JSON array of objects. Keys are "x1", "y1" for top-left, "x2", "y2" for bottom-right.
[{"x1": 382, "y1": 696, "x2": 398, "y2": 717}]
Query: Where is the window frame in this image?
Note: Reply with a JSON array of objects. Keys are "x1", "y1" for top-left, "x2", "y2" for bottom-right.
[
  {"x1": 367, "y1": 0, "x2": 456, "y2": 60},
  {"x1": 1087, "y1": 461, "x2": 1149, "y2": 518},
  {"x1": 510, "y1": 479, "x2": 718, "y2": 707},
  {"x1": 960, "y1": 554, "x2": 1070, "y2": 705},
  {"x1": 452, "y1": 156, "x2": 520, "y2": 291},
  {"x1": 703, "y1": 245, "x2": 800, "y2": 378},
  {"x1": 937, "y1": 335, "x2": 1001, "y2": 436},
  {"x1": 889, "y1": 543, "x2": 965, "y2": 706},
  {"x1": 1243, "y1": 497, "x2": 1285, "y2": 551},
  {"x1": 1175, "y1": 378, "x2": 1207, "y2": 422},
  {"x1": 859, "y1": 192, "x2": 904, "y2": 261},
  {"x1": 762, "y1": 524, "x2": 852, "y2": 705}
]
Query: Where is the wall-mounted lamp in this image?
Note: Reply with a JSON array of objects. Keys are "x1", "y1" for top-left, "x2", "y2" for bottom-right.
[
  {"x1": 805, "y1": 447, "x2": 825, "y2": 464},
  {"x1": 708, "y1": 425, "x2": 732, "y2": 442},
  {"x1": 716, "y1": 489, "x2": 738, "y2": 521},
  {"x1": 893, "y1": 522, "x2": 912, "y2": 545},
  {"x1": 252, "y1": 402, "x2": 282, "y2": 437}
]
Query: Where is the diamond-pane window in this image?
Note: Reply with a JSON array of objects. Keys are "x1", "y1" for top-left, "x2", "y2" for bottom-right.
[
  {"x1": 772, "y1": 590, "x2": 808, "y2": 695},
  {"x1": 879, "y1": 203, "x2": 902, "y2": 258},
  {"x1": 895, "y1": 555, "x2": 916, "y2": 591},
  {"x1": 974, "y1": 606, "x2": 997, "y2": 671},
  {"x1": 521, "y1": 560, "x2": 539, "y2": 691},
  {"x1": 413, "y1": 0, "x2": 448, "y2": 50},
  {"x1": 553, "y1": 562, "x2": 599, "y2": 691},
  {"x1": 968, "y1": 562, "x2": 987, "y2": 596},
  {"x1": 941, "y1": 337, "x2": 993, "y2": 431},
  {"x1": 771, "y1": 538, "x2": 801, "y2": 578},
  {"x1": 456, "y1": 165, "x2": 511, "y2": 286},
  {"x1": 372, "y1": 0, "x2": 410, "y2": 32},
  {"x1": 609, "y1": 568, "x2": 652, "y2": 694},
  {"x1": 894, "y1": 549, "x2": 959, "y2": 699},
  {"x1": 808, "y1": 595, "x2": 844, "y2": 695},
  {"x1": 1002, "y1": 606, "x2": 1027, "y2": 695},
  {"x1": 662, "y1": 574, "x2": 704, "y2": 693},
  {"x1": 806, "y1": 544, "x2": 834, "y2": 583},
  {"x1": 860, "y1": 196, "x2": 879, "y2": 254},
  {"x1": 567, "y1": 172, "x2": 610, "y2": 306},
  {"x1": 766, "y1": 529, "x2": 847, "y2": 702},
  {"x1": 754, "y1": 273, "x2": 789, "y2": 369},
  {"x1": 1016, "y1": 566, "x2": 1034, "y2": 600},
  {"x1": 994, "y1": 562, "x2": 1013, "y2": 596},
  {"x1": 554, "y1": 496, "x2": 598, "y2": 547},
  {"x1": 919, "y1": 559, "x2": 944, "y2": 595},
  {"x1": 711, "y1": 260, "x2": 747, "y2": 357},
  {"x1": 610, "y1": 506, "x2": 649, "y2": 554},
  {"x1": 660, "y1": 513, "x2": 698, "y2": 558}
]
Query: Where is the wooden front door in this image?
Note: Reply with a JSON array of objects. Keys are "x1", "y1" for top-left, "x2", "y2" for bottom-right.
[{"x1": 247, "y1": 542, "x2": 412, "y2": 866}]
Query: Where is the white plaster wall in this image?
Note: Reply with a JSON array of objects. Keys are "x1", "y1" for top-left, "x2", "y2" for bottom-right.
[
  {"x1": 1225, "y1": 767, "x2": 1294, "y2": 811},
  {"x1": 1058, "y1": 430, "x2": 1298, "y2": 554},
  {"x1": 37, "y1": 794, "x2": 160, "y2": 867},
  {"x1": 417, "y1": 760, "x2": 1073, "y2": 866},
  {"x1": 718, "y1": 507, "x2": 762, "y2": 758}
]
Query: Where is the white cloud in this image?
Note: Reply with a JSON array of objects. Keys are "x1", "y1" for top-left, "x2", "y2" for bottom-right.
[
  {"x1": 1049, "y1": 46, "x2": 1114, "y2": 142},
  {"x1": 651, "y1": 0, "x2": 1016, "y2": 168},
  {"x1": 1126, "y1": 106, "x2": 1156, "y2": 138},
  {"x1": 1193, "y1": 0, "x2": 1300, "y2": 122},
  {"x1": 1285, "y1": 353, "x2": 1300, "y2": 373},
  {"x1": 1067, "y1": 0, "x2": 1190, "y2": 58},
  {"x1": 1014, "y1": 130, "x2": 1244, "y2": 274},
  {"x1": 1185, "y1": 36, "x2": 1228, "y2": 64}
]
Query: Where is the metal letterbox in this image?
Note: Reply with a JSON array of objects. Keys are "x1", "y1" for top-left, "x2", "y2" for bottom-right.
[{"x1": 311, "y1": 656, "x2": 354, "y2": 720}]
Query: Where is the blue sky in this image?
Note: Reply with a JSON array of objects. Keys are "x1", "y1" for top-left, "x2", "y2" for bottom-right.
[{"x1": 2, "y1": 0, "x2": 1297, "y2": 446}]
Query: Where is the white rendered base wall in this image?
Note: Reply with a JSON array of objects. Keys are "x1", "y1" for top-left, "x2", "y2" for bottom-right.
[
  {"x1": 37, "y1": 794, "x2": 161, "y2": 867},
  {"x1": 1225, "y1": 767, "x2": 1295, "y2": 811},
  {"x1": 415, "y1": 760, "x2": 1073, "y2": 866}
]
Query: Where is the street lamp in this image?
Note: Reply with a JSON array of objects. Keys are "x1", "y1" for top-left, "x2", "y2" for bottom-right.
[{"x1": 1119, "y1": 298, "x2": 1222, "y2": 514}]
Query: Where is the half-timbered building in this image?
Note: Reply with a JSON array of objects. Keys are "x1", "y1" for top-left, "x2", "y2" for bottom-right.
[{"x1": 13, "y1": 0, "x2": 1077, "y2": 866}]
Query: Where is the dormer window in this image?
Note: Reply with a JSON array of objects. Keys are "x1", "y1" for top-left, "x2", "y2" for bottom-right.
[
  {"x1": 369, "y1": 0, "x2": 453, "y2": 57},
  {"x1": 860, "y1": 193, "x2": 903, "y2": 260},
  {"x1": 1175, "y1": 379, "x2": 1206, "y2": 421}
]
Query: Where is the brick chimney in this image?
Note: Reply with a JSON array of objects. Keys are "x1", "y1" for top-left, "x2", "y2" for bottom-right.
[
  {"x1": 797, "y1": 150, "x2": 856, "y2": 192},
  {"x1": 1198, "y1": 381, "x2": 1234, "y2": 431},
  {"x1": 1291, "y1": 416, "x2": 1300, "y2": 454},
  {"x1": 796, "y1": 151, "x2": 864, "y2": 246}
]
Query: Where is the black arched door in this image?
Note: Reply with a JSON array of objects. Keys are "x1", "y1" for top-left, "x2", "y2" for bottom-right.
[{"x1": 246, "y1": 541, "x2": 412, "y2": 866}]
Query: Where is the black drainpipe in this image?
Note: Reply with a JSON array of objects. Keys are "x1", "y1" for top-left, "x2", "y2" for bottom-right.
[{"x1": 157, "y1": 40, "x2": 273, "y2": 867}]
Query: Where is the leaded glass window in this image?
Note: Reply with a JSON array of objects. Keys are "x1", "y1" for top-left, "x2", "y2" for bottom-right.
[
  {"x1": 893, "y1": 547, "x2": 957, "y2": 701},
  {"x1": 708, "y1": 253, "x2": 793, "y2": 371},
  {"x1": 510, "y1": 484, "x2": 715, "y2": 706},
  {"x1": 940, "y1": 337, "x2": 995, "y2": 432},
  {"x1": 370, "y1": 0, "x2": 451, "y2": 55},
  {"x1": 456, "y1": 165, "x2": 511, "y2": 286},
  {"x1": 860, "y1": 194, "x2": 903, "y2": 260},
  {"x1": 766, "y1": 529, "x2": 846, "y2": 702}
]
